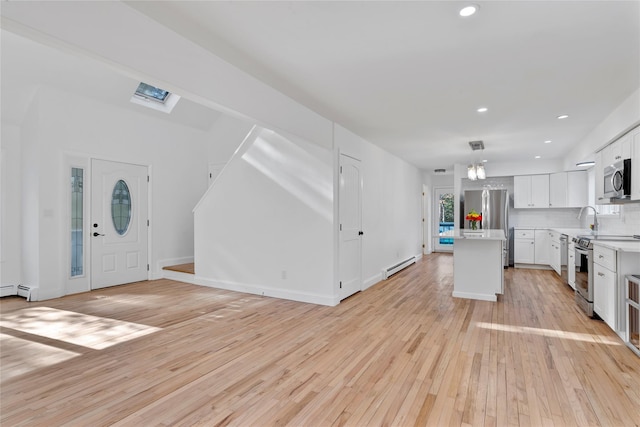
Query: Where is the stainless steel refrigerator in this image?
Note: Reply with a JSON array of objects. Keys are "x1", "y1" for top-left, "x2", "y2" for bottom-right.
[{"x1": 462, "y1": 189, "x2": 510, "y2": 267}]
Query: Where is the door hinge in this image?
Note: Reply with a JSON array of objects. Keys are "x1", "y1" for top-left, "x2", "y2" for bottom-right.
[
  {"x1": 340, "y1": 281, "x2": 342, "y2": 289},
  {"x1": 340, "y1": 224, "x2": 342, "y2": 231},
  {"x1": 422, "y1": 218, "x2": 425, "y2": 222},
  {"x1": 340, "y1": 166, "x2": 342, "y2": 174},
  {"x1": 422, "y1": 244, "x2": 425, "y2": 248},
  {"x1": 147, "y1": 219, "x2": 150, "y2": 226},
  {"x1": 147, "y1": 175, "x2": 150, "y2": 182},
  {"x1": 147, "y1": 264, "x2": 149, "y2": 271},
  {"x1": 209, "y1": 173, "x2": 212, "y2": 178}
]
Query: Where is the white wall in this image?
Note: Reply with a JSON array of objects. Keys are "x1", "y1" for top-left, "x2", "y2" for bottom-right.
[
  {"x1": 1, "y1": 1, "x2": 334, "y2": 151},
  {"x1": 207, "y1": 114, "x2": 255, "y2": 164},
  {"x1": 1, "y1": 124, "x2": 23, "y2": 287},
  {"x1": 194, "y1": 127, "x2": 335, "y2": 305},
  {"x1": 13, "y1": 87, "x2": 211, "y2": 299},
  {"x1": 564, "y1": 88, "x2": 640, "y2": 168},
  {"x1": 335, "y1": 125, "x2": 423, "y2": 289}
]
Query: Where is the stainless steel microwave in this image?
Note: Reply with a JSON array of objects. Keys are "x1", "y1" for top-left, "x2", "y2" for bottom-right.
[{"x1": 603, "y1": 158, "x2": 631, "y2": 200}]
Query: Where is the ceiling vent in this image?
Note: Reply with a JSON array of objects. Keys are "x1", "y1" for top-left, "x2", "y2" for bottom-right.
[
  {"x1": 469, "y1": 140, "x2": 485, "y2": 151},
  {"x1": 434, "y1": 168, "x2": 446, "y2": 174}
]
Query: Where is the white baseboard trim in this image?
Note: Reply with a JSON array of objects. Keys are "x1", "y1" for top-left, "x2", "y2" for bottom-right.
[
  {"x1": 452, "y1": 291, "x2": 497, "y2": 302},
  {"x1": 161, "y1": 271, "x2": 339, "y2": 307},
  {"x1": 514, "y1": 263, "x2": 552, "y2": 270},
  {"x1": 363, "y1": 253, "x2": 423, "y2": 291},
  {"x1": 363, "y1": 273, "x2": 382, "y2": 291}
]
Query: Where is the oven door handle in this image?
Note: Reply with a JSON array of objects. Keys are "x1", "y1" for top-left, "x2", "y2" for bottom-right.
[{"x1": 575, "y1": 247, "x2": 590, "y2": 256}]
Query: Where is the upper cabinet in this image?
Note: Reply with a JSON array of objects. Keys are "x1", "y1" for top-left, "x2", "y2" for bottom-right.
[
  {"x1": 601, "y1": 132, "x2": 632, "y2": 167},
  {"x1": 549, "y1": 172, "x2": 567, "y2": 208},
  {"x1": 516, "y1": 171, "x2": 587, "y2": 209},
  {"x1": 633, "y1": 129, "x2": 640, "y2": 201},
  {"x1": 595, "y1": 125, "x2": 639, "y2": 203},
  {"x1": 550, "y1": 171, "x2": 587, "y2": 208},
  {"x1": 514, "y1": 174, "x2": 549, "y2": 208}
]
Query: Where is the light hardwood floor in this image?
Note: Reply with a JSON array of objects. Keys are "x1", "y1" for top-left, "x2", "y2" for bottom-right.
[{"x1": 1, "y1": 254, "x2": 639, "y2": 426}]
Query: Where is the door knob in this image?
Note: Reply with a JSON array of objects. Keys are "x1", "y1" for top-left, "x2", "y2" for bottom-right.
[{"x1": 93, "y1": 232, "x2": 105, "y2": 237}]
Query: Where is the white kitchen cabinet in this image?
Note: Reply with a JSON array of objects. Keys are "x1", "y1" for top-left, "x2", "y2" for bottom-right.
[
  {"x1": 534, "y1": 229, "x2": 550, "y2": 265},
  {"x1": 602, "y1": 132, "x2": 631, "y2": 166},
  {"x1": 567, "y1": 241, "x2": 576, "y2": 290},
  {"x1": 549, "y1": 238, "x2": 562, "y2": 275},
  {"x1": 549, "y1": 171, "x2": 587, "y2": 208},
  {"x1": 514, "y1": 174, "x2": 549, "y2": 208},
  {"x1": 514, "y1": 229, "x2": 535, "y2": 264},
  {"x1": 593, "y1": 245, "x2": 617, "y2": 330},
  {"x1": 632, "y1": 128, "x2": 640, "y2": 201},
  {"x1": 594, "y1": 151, "x2": 608, "y2": 204},
  {"x1": 549, "y1": 172, "x2": 567, "y2": 208},
  {"x1": 594, "y1": 262, "x2": 616, "y2": 329},
  {"x1": 567, "y1": 171, "x2": 588, "y2": 207}
]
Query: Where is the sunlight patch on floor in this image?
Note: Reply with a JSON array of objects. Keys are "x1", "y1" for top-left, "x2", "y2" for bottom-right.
[
  {"x1": 0, "y1": 307, "x2": 162, "y2": 350},
  {"x1": 0, "y1": 333, "x2": 80, "y2": 381},
  {"x1": 475, "y1": 321, "x2": 622, "y2": 345}
]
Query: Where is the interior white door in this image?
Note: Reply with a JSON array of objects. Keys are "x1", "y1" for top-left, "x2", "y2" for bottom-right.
[
  {"x1": 339, "y1": 154, "x2": 362, "y2": 300},
  {"x1": 91, "y1": 159, "x2": 148, "y2": 289}
]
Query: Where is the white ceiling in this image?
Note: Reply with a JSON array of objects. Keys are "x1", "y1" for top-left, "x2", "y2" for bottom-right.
[
  {"x1": 0, "y1": 30, "x2": 222, "y2": 132},
  {"x1": 3, "y1": 1, "x2": 639, "y2": 173}
]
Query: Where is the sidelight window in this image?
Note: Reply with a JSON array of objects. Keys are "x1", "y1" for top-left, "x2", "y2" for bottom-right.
[{"x1": 71, "y1": 168, "x2": 84, "y2": 277}]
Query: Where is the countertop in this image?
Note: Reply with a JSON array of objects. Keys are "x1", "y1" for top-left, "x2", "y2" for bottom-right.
[
  {"x1": 549, "y1": 228, "x2": 593, "y2": 238},
  {"x1": 592, "y1": 240, "x2": 640, "y2": 253},
  {"x1": 452, "y1": 229, "x2": 506, "y2": 241}
]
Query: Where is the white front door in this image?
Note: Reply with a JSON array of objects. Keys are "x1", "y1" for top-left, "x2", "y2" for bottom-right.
[
  {"x1": 91, "y1": 159, "x2": 148, "y2": 289},
  {"x1": 339, "y1": 154, "x2": 362, "y2": 300},
  {"x1": 434, "y1": 187, "x2": 454, "y2": 252}
]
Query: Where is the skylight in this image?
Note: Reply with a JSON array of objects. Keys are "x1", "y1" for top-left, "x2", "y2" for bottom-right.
[
  {"x1": 130, "y1": 81, "x2": 180, "y2": 114},
  {"x1": 134, "y1": 82, "x2": 170, "y2": 103}
]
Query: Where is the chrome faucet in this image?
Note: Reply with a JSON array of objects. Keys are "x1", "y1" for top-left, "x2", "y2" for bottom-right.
[{"x1": 578, "y1": 206, "x2": 599, "y2": 234}]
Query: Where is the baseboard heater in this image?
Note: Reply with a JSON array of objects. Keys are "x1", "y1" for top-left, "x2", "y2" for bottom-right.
[{"x1": 382, "y1": 256, "x2": 416, "y2": 279}]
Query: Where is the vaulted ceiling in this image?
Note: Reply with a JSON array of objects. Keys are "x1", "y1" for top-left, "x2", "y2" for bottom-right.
[{"x1": 3, "y1": 1, "x2": 639, "y2": 172}]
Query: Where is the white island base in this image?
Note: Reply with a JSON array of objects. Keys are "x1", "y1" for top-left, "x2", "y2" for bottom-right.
[{"x1": 452, "y1": 229, "x2": 506, "y2": 301}]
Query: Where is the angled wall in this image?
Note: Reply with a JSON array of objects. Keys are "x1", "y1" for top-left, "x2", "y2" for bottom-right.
[{"x1": 194, "y1": 127, "x2": 335, "y2": 305}]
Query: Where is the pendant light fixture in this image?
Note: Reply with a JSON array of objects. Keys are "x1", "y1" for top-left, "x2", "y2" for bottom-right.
[{"x1": 467, "y1": 140, "x2": 486, "y2": 181}]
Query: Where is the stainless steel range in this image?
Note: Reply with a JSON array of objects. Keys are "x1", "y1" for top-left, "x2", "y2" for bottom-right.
[{"x1": 573, "y1": 236, "x2": 594, "y2": 317}]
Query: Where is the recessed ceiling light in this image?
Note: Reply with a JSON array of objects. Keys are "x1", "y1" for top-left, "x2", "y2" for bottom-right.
[
  {"x1": 535, "y1": 155, "x2": 541, "y2": 159},
  {"x1": 482, "y1": 159, "x2": 488, "y2": 163},
  {"x1": 544, "y1": 140, "x2": 552, "y2": 144},
  {"x1": 576, "y1": 161, "x2": 595, "y2": 168},
  {"x1": 557, "y1": 114, "x2": 569, "y2": 119},
  {"x1": 459, "y1": 5, "x2": 478, "y2": 17},
  {"x1": 477, "y1": 107, "x2": 488, "y2": 113}
]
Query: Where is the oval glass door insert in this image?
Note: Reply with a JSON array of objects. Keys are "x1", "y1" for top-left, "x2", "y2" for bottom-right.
[{"x1": 111, "y1": 180, "x2": 132, "y2": 235}]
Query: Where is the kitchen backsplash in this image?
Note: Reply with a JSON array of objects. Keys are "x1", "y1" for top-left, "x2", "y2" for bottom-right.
[
  {"x1": 510, "y1": 208, "x2": 583, "y2": 229},
  {"x1": 509, "y1": 203, "x2": 640, "y2": 234},
  {"x1": 589, "y1": 203, "x2": 640, "y2": 235}
]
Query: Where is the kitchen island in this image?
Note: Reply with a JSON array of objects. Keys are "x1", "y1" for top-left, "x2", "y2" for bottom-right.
[{"x1": 452, "y1": 229, "x2": 506, "y2": 301}]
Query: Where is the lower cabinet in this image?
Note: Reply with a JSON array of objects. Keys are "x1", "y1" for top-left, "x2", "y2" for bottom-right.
[
  {"x1": 567, "y1": 241, "x2": 576, "y2": 290},
  {"x1": 515, "y1": 238, "x2": 535, "y2": 264},
  {"x1": 593, "y1": 245, "x2": 617, "y2": 330}
]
